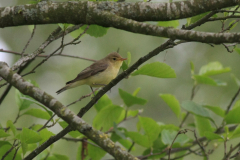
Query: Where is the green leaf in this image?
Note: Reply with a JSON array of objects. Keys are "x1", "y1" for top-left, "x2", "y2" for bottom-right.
[
  {"x1": 235, "y1": 48, "x2": 240, "y2": 54},
  {"x1": 39, "y1": 129, "x2": 55, "y2": 144},
  {"x1": 58, "y1": 121, "x2": 83, "y2": 138},
  {"x1": 119, "y1": 89, "x2": 147, "y2": 107},
  {"x1": 138, "y1": 116, "x2": 161, "y2": 146},
  {"x1": 190, "y1": 61, "x2": 195, "y2": 75},
  {"x1": 111, "y1": 132, "x2": 134, "y2": 150},
  {"x1": 0, "y1": 141, "x2": 11, "y2": 147},
  {"x1": 15, "y1": 89, "x2": 34, "y2": 111},
  {"x1": 0, "y1": 141, "x2": 21, "y2": 160},
  {"x1": 152, "y1": 137, "x2": 166, "y2": 149},
  {"x1": 94, "y1": 94, "x2": 112, "y2": 112},
  {"x1": 28, "y1": 25, "x2": 34, "y2": 33},
  {"x1": 53, "y1": 153, "x2": 69, "y2": 160},
  {"x1": 224, "y1": 126, "x2": 229, "y2": 137},
  {"x1": 21, "y1": 141, "x2": 28, "y2": 156},
  {"x1": 193, "y1": 75, "x2": 227, "y2": 86},
  {"x1": 203, "y1": 105, "x2": 225, "y2": 117},
  {"x1": 228, "y1": 20, "x2": 238, "y2": 30},
  {"x1": 126, "y1": 131, "x2": 150, "y2": 148},
  {"x1": 160, "y1": 94, "x2": 181, "y2": 118},
  {"x1": 15, "y1": 80, "x2": 40, "y2": 111},
  {"x1": 204, "y1": 131, "x2": 223, "y2": 140},
  {"x1": 18, "y1": 128, "x2": 42, "y2": 144},
  {"x1": 142, "y1": 148, "x2": 166, "y2": 159},
  {"x1": 58, "y1": 23, "x2": 71, "y2": 30},
  {"x1": 20, "y1": 97, "x2": 53, "y2": 117},
  {"x1": 229, "y1": 125, "x2": 240, "y2": 139},
  {"x1": 127, "y1": 52, "x2": 131, "y2": 66},
  {"x1": 174, "y1": 150, "x2": 188, "y2": 160},
  {"x1": 121, "y1": 61, "x2": 128, "y2": 71},
  {"x1": 233, "y1": 99, "x2": 240, "y2": 109},
  {"x1": 88, "y1": 141, "x2": 106, "y2": 160},
  {"x1": 194, "y1": 115, "x2": 214, "y2": 137},
  {"x1": 93, "y1": 105, "x2": 125, "y2": 131},
  {"x1": 159, "y1": 124, "x2": 179, "y2": 133},
  {"x1": 199, "y1": 62, "x2": 231, "y2": 76},
  {"x1": 23, "y1": 108, "x2": 51, "y2": 120},
  {"x1": 6, "y1": 120, "x2": 17, "y2": 136},
  {"x1": 113, "y1": 123, "x2": 126, "y2": 139},
  {"x1": 231, "y1": 74, "x2": 240, "y2": 86},
  {"x1": 161, "y1": 129, "x2": 189, "y2": 146},
  {"x1": 187, "y1": 12, "x2": 209, "y2": 26},
  {"x1": 70, "y1": 25, "x2": 86, "y2": 38},
  {"x1": 225, "y1": 105, "x2": 240, "y2": 124},
  {"x1": 181, "y1": 101, "x2": 212, "y2": 120},
  {"x1": 157, "y1": 20, "x2": 179, "y2": 28},
  {"x1": 0, "y1": 130, "x2": 10, "y2": 138},
  {"x1": 84, "y1": 25, "x2": 108, "y2": 37},
  {"x1": 131, "y1": 62, "x2": 176, "y2": 78},
  {"x1": 127, "y1": 109, "x2": 141, "y2": 117},
  {"x1": 132, "y1": 87, "x2": 141, "y2": 96}
]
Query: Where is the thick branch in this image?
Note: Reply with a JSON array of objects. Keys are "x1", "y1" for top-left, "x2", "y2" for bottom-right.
[
  {"x1": 0, "y1": 0, "x2": 238, "y2": 27},
  {"x1": 1, "y1": 1, "x2": 239, "y2": 44},
  {"x1": 93, "y1": 12, "x2": 240, "y2": 44},
  {"x1": 0, "y1": 62, "x2": 138, "y2": 160}
]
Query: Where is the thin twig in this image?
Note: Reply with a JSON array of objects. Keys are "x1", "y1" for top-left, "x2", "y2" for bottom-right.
[
  {"x1": 225, "y1": 86, "x2": 240, "y2": 114},
  {"x1": 222, "y1": 43, "x2": 235, "y2": 53},
  {"x1": 21, "y1": 25, "x2": 37, "y2": 57},
  {"x1": 230, "y1": 150, "x2": 240, "y2": 159},
  {"x1": 0, "y1": 49, "x2": 96, "y2": 62},
  {"x1": 225, "y1": 143, "x2": 240, "y2": 159},
  {"x1": 66, "y1": 88, "x2": 98, "y2": 107},
  {"x1": 23, "y1": 25, "x2": 90, "y2": 77},
  {"x1": 12, "y1": 147, "x2": 20, "y2": 160},
  {"x1": 221, "y1": 19, "x2": 240, "y2": 33},
  {"x1": 37, "y1": 114, "x2": 56, "y2": 132},
  {"x1": 128, "y1": 142, "x2": 135, "y2": 152},
  {"x1": 209, "y1": 15, "x2": 240, "y2": 21},
  {"x1": 217, "y1": 10, "x2": 240, "y2": 14},
  {"x1": 1, "y1": 140, "x2": 18, "y2": 160},
  {"x1": 224, "y1": 140, "x2": 227, "y2": 159},
  {"x1": 191, "y1": 129, "x2": 209, "y2": 160},
  {"x1": 179, "y1": 84, "x2": 197, "y2": 128},
  {"x1": 43, "y1": 152, "x2": 50, "y2": 160},
  {"x1": 168, "y1": 129, "x2": 188, "y2": 160}
]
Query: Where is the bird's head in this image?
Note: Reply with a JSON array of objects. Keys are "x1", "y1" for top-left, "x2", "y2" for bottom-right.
[{"x1": 106, "y1": 52, "x2": 127, "y2": 68}]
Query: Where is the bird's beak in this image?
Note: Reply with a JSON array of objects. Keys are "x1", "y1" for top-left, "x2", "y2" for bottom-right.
[{"x1": 120, "y1": 58, "x2": 127, "y2": 61}]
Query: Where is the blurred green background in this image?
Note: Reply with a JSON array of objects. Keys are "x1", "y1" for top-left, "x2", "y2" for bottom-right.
[{"x1": 1, "y1": 0, "x2": 240, "y2": 159}]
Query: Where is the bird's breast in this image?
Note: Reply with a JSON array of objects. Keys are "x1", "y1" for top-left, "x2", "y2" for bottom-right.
[{"x1": 87, "y1": 65, "x2": 120, "y2": 87}]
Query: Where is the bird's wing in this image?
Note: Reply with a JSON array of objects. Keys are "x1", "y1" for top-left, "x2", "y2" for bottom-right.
[{"x1": 66, "y1": 62, "x2": 109, "y2": 84}]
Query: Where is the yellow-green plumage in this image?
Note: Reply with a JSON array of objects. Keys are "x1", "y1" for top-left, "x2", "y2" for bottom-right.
[{"x1": 56, "y1": 52, "x2": 126, "y2": 94}]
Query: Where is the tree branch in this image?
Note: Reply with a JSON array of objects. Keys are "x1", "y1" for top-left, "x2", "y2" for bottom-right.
[
  {"x1": 0, "y1": 62, "x2": 138, "y2": 160},
  {"x1": 0, "y1": 0, "x2": 238, "y2": 27},
  {"x1": 0, "y1": 1, "x2": 240, "y2": 43}
]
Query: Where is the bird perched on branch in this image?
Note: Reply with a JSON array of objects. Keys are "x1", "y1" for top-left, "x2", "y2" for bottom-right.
[{"x1": 56, "y1": 52, "x2": 127, "y2": 94}]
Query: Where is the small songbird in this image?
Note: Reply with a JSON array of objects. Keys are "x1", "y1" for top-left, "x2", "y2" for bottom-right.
[{"x1": 56, "y1": 52, "x2": 127, "y2": 94}]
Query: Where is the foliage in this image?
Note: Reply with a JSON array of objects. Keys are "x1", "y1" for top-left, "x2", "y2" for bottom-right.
[
  {"x1": 1, "y1": 59, "x2": 239, "y2": 159},
  {"x1": 0, "y1": 1, "x2": 240, "y2": 160}
]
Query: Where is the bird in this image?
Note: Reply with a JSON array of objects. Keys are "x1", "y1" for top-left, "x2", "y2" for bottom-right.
[{"x1": 56, "y1": 52, "x2": 127, "y2": 94}]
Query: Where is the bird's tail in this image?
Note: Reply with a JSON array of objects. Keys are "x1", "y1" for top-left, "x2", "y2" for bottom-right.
[{"x1": 56, "y1": 85, "x2": 69, "y2": 94}]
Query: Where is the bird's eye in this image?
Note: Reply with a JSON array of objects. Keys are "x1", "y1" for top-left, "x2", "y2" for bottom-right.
[{"x1": 113, "y1": 58, "x2": 116, "y2": 61}]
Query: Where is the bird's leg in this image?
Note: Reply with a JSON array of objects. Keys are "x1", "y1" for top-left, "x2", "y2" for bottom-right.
[
  {"x1": 90, "y1": 86, "x2": 96, "y2": 97},
  {"x1": 93, "y1": 83, "x2": 111, "y2": 92}
]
